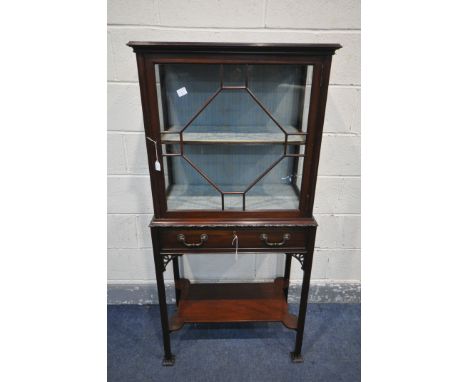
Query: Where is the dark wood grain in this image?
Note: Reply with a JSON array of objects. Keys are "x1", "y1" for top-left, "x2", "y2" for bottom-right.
[
  {"x1": 169, "y1": 278, "x2": 297, "y2": 331},
  {"x1": 149, "y1": 217, "x2": 317, "y2": 228},
  {"x1": 159, "y1": 228, "x2": 307, "y2": 253}
]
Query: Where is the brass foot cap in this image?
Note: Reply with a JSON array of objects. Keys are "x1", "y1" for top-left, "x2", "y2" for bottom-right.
[
  {"x1": 162, "y1": 355, "x2": 176, "y2": 366},
  {"x1": 290, "y1": 352, "x2": 304, "y2": 363}
]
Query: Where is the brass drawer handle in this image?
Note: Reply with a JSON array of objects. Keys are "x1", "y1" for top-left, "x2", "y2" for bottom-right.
[
  {"x1": 260, "y1": 233, "x2": 291, "y2": 247},
  {"x1": 177, "y1": 233, "x2": 208, "y2": 248}
]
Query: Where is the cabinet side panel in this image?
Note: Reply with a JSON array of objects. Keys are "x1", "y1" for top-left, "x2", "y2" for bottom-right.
[
  {"x1": 299, "y1": 57, "x2": 333, "y2": 216},
  {"x1": 136, "y1": 54, "x2": 167, "y2": 217}
]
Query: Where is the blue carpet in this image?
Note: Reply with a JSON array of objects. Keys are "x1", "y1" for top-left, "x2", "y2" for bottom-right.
[{"x1": 108, "y1": 303, "x2": 360, "y2": 382}]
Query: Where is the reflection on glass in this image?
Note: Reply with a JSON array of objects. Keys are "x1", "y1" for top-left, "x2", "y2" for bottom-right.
[{"x1": 223, "y1": 64, "x2": 246, "y2": 87}]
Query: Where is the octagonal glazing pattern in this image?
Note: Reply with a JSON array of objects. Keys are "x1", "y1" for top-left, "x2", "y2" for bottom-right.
[{"x1": 155, "y1": 64, "x2": 313, "y2": 211}]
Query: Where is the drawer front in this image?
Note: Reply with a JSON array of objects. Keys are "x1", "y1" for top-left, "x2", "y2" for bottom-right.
[{"x1": 159, "y1": 228, "x2": 307, "y2": 253}]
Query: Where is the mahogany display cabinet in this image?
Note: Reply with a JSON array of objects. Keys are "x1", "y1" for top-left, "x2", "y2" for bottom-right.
[{"x1": 128, "y1": 42, "x2": 341, "y2": 366}]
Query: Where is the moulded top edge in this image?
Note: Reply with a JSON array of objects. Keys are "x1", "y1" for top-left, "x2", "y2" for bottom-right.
[
  {"x1": 127, "y1": 41, "x2": 342, "y2": 55},
  {"x1": 149, "y1": 217, "x2": 318, "y2": 228}
]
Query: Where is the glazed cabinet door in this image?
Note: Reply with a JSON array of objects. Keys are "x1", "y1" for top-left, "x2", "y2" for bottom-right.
[{"x1": 150, "y1": 63, "x2": 316, "y2": 213}]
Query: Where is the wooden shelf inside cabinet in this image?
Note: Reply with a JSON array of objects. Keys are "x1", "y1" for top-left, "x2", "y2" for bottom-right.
[
  {"x1": 161, "y1": 126, "x2": 307, "y2": 145},
  {"x1": 169, "y1": 278, "x2": 297, "y2": 331}
]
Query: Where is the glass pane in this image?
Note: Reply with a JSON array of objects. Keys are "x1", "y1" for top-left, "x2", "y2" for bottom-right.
[
  {"x1": 184, "y1": 144, "x2": 283, "y2": 192},
  {"x1": 248, "y1": 65, "x2": 310, "y2": 134},
  {"x1": 223, "y1": 64, "x2": 247, "y2": 87},
  {"x1": 246, "y1": 146, "x2": 301, "y2": 210},
  {"x1": 158, "y1": 64, "x2": 221, "y2": 132},
  {"x1": 157, "y1": 63, "x2": 312, "y2": 211},
  {"x1": 224, "y1": 194, "x2": 243, "y2": 210},
  {"x1": 183, "y1": 89, "x2": 286, "y2": 142},
  {"x1": 164, "y1": 154, "x2": 222, "y2": 210}
]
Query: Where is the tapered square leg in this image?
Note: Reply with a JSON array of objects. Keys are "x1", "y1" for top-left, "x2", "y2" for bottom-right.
[
  {"x1": 151, "y1": 227, "x2": 175, "y2": 366},
  {"x1": 291, "y1": 226, "x2": 317, "y2": 363},
  {"x1": 284, "y1": 253, "x2": 292, "y2": 300}
]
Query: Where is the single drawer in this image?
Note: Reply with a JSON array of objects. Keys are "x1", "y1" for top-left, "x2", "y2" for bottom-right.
[{"x1": 159, "y1": 228, "x2": 307, "y2": 253}]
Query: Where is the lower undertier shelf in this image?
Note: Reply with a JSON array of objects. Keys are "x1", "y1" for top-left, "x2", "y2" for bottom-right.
[{"x1": 169, "y1": 277, "x2": 298, "y2": 331}]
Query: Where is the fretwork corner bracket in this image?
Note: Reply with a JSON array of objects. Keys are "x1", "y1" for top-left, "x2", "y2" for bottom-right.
[
  {"x1": 162, "y1": 254, "x2": 182, "y2": 272},
  {"x1": 291, "y1": 253, "x2": 305, "y2": 270}
]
